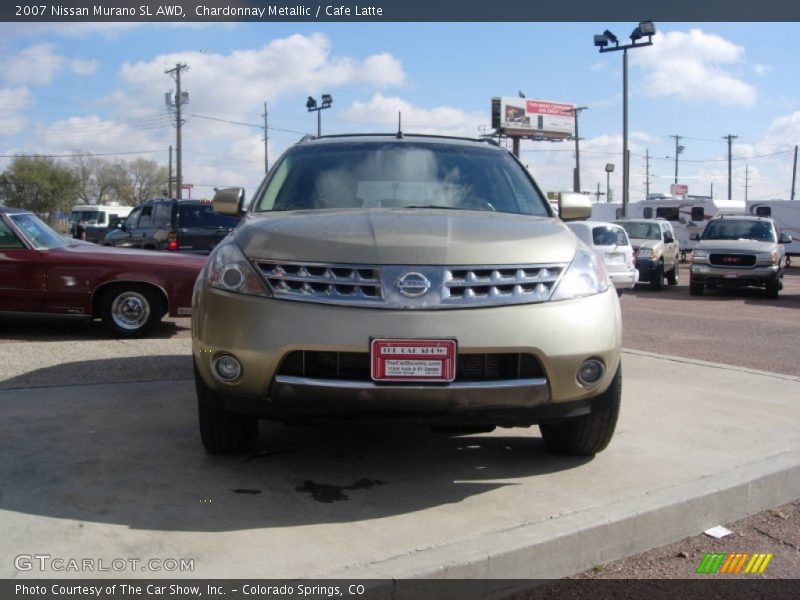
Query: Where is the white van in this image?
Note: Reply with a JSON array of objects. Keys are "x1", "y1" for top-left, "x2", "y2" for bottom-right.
[{"x1": 69, "y1": 204, "x2": 133, "y2": 243}]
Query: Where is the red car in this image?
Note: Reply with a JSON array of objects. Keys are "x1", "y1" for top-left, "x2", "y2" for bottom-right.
[{"x1": 0, "y1": 206, "x2": 207, "y2": 337}]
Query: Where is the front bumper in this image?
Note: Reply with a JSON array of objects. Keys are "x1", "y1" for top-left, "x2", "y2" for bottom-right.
[
  {"x1": 192, "y1": 283, "x2": 622, "y2": 422},
  {"x1": 608, "y1": 268, "x2": 638, "y2": 290},
  {"x1": 690, "y1": 264, "x2": 779, "y2": 287},
  {"x1": 634, "y1": 258, "x2": 659, "y2": 282}
]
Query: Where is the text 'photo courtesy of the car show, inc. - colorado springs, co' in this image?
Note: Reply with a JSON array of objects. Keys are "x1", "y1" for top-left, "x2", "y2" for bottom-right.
[{"x1": 1, "y1": 1, "x2": 800, "y2": 599}]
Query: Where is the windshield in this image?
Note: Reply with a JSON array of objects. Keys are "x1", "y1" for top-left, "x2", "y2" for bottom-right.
[
  {"x1": 593, "y1": 225, "x2": 628, "y2": 246},
  {"x1": 70, "y1": 210, "x2": 105, "y2": 225},
  {"x1": 617, "y1": 222, "x2": 661, "y2": 240},
  {"x1": 702, "y1": 219, "x2": 775, "y2": 242},
  {"x1": 254, "y1": 141, "x2": 550, "y2": 216},
  {"x1": 10, "y1": 213, "x2": 67, "y2": 249}
]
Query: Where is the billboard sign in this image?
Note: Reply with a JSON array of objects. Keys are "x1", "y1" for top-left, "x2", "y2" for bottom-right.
[
  {"x1": 671, "y1": 183, "x2": 688, "y2": 197},
  {"x1": 492, "y1": 97, "x2": 575, "y2": 139}
]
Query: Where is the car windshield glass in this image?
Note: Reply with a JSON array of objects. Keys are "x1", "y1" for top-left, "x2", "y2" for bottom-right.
[
  {"x1": 618, "y1": 222, "x2": 660, "y2": 240},
  {"x1": 10, "y1": 213, "x2": 67, "y2": 249},
  {"x1": 702, "y1": 220, "x2": 775, "y2": 242},
  {"x1": 254, "y1": 141, "x2": 549, "y2": 216},
  {"x1": 178, "y1": 204, "x2": 240, "y2": 228},
  {"x1": 70, "y1": 210, "x2": 104, "y2": 225},
  {"x1": 592, "y1": 226, "x2": 628, "y2": 246}
]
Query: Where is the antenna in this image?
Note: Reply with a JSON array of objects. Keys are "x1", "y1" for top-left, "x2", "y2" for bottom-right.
[{"x1": 396, "y1": 111, "x2": 403, "y2": 139}]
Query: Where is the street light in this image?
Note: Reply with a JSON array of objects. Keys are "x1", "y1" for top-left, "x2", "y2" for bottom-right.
[
  {"x1": 594, "y1": 21, "x2": 656, "y2": 216},
  {"x1": 605, "y1": 163, "x2": 615, "y2": 203},
  {"x1": 306, "y1": 93, "x2": 333, "y2": 137}
]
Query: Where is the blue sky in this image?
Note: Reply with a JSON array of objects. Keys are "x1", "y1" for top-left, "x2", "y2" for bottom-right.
[{"x1": 0, "y1": 21, "x2": 798, "y2": 202}]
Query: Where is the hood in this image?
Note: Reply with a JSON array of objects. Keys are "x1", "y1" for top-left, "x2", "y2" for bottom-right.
[
  {"x1": 59, "y1": 241, "x2": 207, "y2": 268},
  {"x1": 695, "y1": 239, "x2": 776, "y2": 254},
  {"x1": 235, "y1": 208, "x2": 577, "y2": 265},
  {"x1": 629, "y1": 238, "x2": 662, "y2": 251}
]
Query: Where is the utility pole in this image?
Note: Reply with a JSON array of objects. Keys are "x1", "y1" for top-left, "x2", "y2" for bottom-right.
[
  {"x1": 670, "y1": 134, "x2": 683, "y2": 184},
  {"x1": 724, "y1": 134, "x2": 737, "y2": 200},
  {"x1": 263, "y1": 102, "x2": 270, "y2": 173},
  {"x1": 168, "y1": 145, "x2": 173, "y2": 198},
  {"x1": 165, "y1": 63, "x2": 188, "y2": 199},
  {"x1": 791, "y1": 145, "x2": 798, "y2": 201},
  {"x1": 645, "y1": 148, "x2": 651, "y2": 200},
  {"x1": 569, "y1": 106, "x2": 588, "y2": 192},
  {"x1": 744, "y1": 161, "x2": 751, "y2": 202}
]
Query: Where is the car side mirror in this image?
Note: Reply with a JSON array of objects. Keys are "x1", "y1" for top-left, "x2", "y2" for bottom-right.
[
  {"x1": 690, "y1": 233, "x2": 700, "y2": 241},
  {"x1": 780, "y1": 233, "x2": 792, "y2": 244},
  {"x1": 664, "y1": 235, "x2": 674, "y2": 244},
  {"x1": 557, "y1": 192, "x2": 591, "y2": 222},
  {"x1": 213, "y1": 187, "x2": 246, "y2": 216}
]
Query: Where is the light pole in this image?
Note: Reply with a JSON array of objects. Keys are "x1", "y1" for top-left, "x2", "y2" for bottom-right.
[
  {"x1": 306, "y1": 94, "x2": 333, "y2": 137},
  {"x1": 594, "y1": 21, "x2": 656, "y2": 216},
  {"x1": 605, "y1": 163, "x2": 615, "y2": 203},
  {"x1": 569, "y1": 106, "x2": 588, "y2": 193}
]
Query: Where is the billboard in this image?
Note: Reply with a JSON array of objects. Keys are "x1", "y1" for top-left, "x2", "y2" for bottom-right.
[{"x1": 491, "y1": 97, "x2": 575, "y2": 139}]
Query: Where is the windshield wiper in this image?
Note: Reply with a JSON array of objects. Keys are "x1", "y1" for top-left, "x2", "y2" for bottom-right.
[{"x1": 402, "y1": 205, "x2": 469, "y2": 210}]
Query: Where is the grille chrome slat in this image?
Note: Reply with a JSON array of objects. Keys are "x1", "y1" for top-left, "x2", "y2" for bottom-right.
[{"x1": 256, "y1": 260, "x2": 566, "y2": 308}]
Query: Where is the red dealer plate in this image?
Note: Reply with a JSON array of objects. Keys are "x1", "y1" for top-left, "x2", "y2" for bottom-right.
[{"x1": 370, "y1": 338, "x2": 457, "y2": 383}]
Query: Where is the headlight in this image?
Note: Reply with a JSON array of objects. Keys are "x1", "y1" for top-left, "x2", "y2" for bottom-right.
[
  {"x1": 551, "y1": 245, "x2": 609, "y2": 301},
  {"x1": 757, "y1": 251, "x2": 778, "y2": 265},
  {"x1": 206, "y1": 237, "x2": 270, "y2": 297},
  {"x1": 692, "y1": 249, "x2": 708, "y2": 259},
  {"x1": 636, "y1": 248, "x2": 652, "y2": 258}
]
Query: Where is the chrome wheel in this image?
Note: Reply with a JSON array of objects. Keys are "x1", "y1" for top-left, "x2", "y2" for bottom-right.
[{"x1": 110, "y1": 291, "x2": 151, "y2": 331}]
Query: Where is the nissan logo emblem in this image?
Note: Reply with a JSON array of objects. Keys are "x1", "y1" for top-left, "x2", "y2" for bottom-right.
[{"x1": 396, "y1": 272, "x2": 431, "y2": 298}]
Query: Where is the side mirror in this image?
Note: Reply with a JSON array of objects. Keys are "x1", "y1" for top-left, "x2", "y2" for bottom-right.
[
  {"x1": 664, "y1": 234, "x2": 674, "y2": 244},
  {"x1": 558, "y1": 192, "x2": 592, "y2": 222},
  {"x1": 213, "y1": 187, "x2": 246, "y2": 216},
  {"x1": 780, "y1": 233, "x2": 792, "y2": 244}
]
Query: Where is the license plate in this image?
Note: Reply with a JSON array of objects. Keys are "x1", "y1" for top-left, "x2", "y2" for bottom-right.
[
  {"x1": 723, "y1": 272, "x2": 740, "y2": 279},
  {"x1": 370, "y1": 338, "x2": 457, "y2": 382}
]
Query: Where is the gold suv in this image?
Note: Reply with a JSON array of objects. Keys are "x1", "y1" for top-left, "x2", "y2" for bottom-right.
[{"x1": 192, "y1": 135, "x2": 622, "y2": 455}]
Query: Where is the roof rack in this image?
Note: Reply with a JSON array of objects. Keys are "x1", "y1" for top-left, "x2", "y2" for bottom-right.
[{"x1": 301, "y1": 132, "x2": 496, "y2": 145}]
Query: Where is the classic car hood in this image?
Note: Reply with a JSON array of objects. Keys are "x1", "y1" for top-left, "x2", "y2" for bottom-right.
[
  {"x1": 235, "y1": 208, "x2": 577, "y2": 265},
  {"x1": 694, "y1": 239, "x2": 776, "y2": 254},
  {"x1": 57, "y1": 241, "x2": 207, "y2": 269}
]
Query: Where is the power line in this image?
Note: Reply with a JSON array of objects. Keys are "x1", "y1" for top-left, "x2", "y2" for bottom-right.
[
  {"x1": 188, "y1": 113, "x2": 307, "y2": 135},
  {"x1": 0, "y1": 150, "x2": 160, "y2": 158}
]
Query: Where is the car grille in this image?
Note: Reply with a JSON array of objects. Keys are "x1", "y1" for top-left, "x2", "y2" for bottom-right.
[
  {"x1": 277, "y1": 351, "x2": 545, "y2": 382},
  {"x1": 255, "y1": 261, "x2": 566, "y2": 309},
  {"x1": 709, "y1": 253, "x2": 757, "y2": 268}
]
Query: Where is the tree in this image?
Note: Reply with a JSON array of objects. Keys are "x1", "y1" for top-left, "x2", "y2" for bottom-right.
[
  {"x1": 127, "y1": 158, "x2": 169, "y2": 205},
  {"x1": 0, "y1": 155, "x2": 79, "y2": 221}
]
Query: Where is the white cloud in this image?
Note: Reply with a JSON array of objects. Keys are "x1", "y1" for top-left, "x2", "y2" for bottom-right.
[
  {"x1": 753, "y1": 64, "x2": 772, "y2": 76},
  {"x1": 116, "y1": 33, "x2": 405, "y2": 121},
  {"x1": 0, "y1": 44, "x2": 63, "y2": 85},
  {"x1": 342, "y1": 93, "x2": 484, "y2": 136},
  {"x1": 70, "y1": 58, "x2": 100, "y2": 76},
  {"x1": 633, "y1": 28, "x2": 757, "y2": 108},
  {"x1": 0, "y1": 87, "x2": 34, "y2": 135}
]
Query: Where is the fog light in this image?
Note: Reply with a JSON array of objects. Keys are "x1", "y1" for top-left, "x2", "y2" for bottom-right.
[
  {"x1": 213, "y1": 354, "x2": 242, "y2": 383},
  {"x1": 578, "y1": 359, "x2": 604, "y2": 386}
]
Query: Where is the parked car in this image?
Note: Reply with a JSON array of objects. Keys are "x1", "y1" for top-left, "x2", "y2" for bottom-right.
[
  {"x1": 103, "y1": 199, "x2": 240, "y2": 254},
  {"x1": 566, "y1": 221, "x2": 638, "y2": 293},
  {"x1": 614, "y1": 218, "x2": 680, "y2": 291},
  {"x1": 0, "y1": 207, "x2": 206, "y2": 337},
  {"x1": 69, "y1": 204, "x2": 134, "y2": 243},
  {"x1": 690, "y1": 214, "x2": 791, "y2": 298},
  {"x1": 192, "y1": 134, "x2": 622, "y2": 457}
]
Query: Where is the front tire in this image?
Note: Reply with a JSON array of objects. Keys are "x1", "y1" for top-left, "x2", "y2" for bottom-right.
[
  {"x1": 667, "y1": 261, "x2": 679, "y2": 286},
  {"x1": 649, "y1": 263, "x2": 664, "y2": 291},
  {"x1": 195, "y1": 362, "x2": 258, "y2": 454},
  {"x1": 539, "y1": 365, "x2": 621, "y2": 456},
  {"x1": 765, "y1": 280, "x2": 780, "y2": 300},
  {"x1": 100, "y1": 284, "x2": 162, "y2": 338}
]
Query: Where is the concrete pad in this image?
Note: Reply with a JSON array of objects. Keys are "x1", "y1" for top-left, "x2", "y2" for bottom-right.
[{"x1": 1, "y1": 350, "x2": 799, "y2": 580}]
